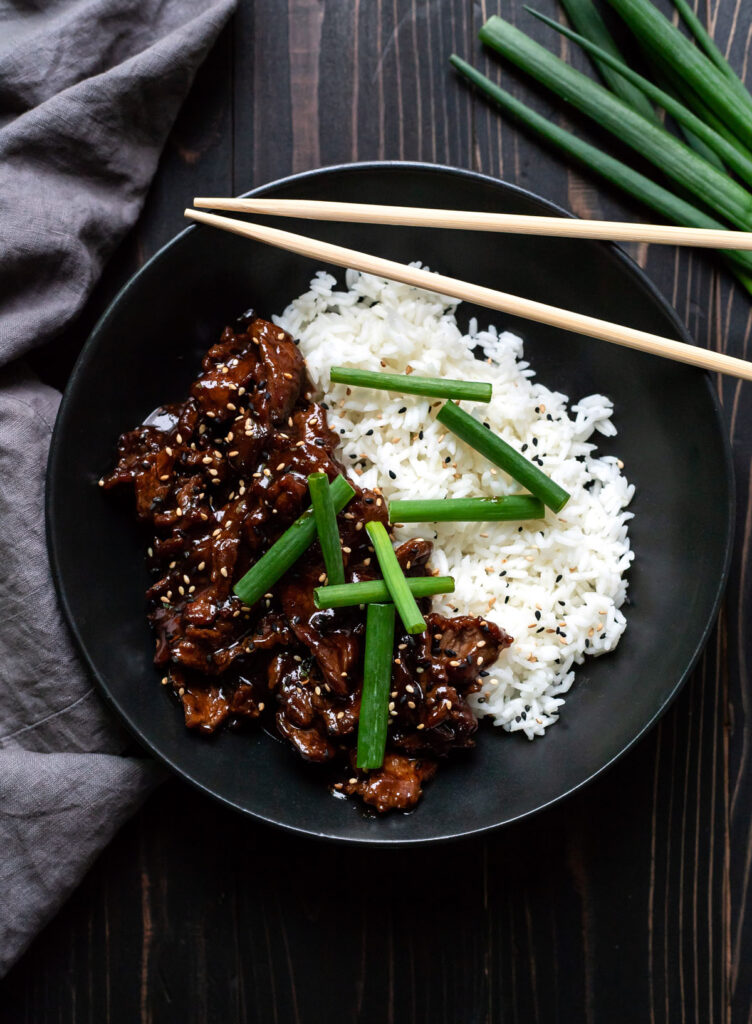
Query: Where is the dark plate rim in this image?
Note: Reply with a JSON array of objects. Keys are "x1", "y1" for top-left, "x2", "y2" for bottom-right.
[{"x1": 46, "y1": 160, "x2": 736, "y2": 845}]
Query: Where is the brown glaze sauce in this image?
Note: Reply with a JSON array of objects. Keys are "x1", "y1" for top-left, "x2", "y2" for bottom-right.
[{"x1": 102, "y1": 312, "x2": 512, "y2": 811}]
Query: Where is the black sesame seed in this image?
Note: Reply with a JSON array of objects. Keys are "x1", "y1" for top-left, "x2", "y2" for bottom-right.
[
  {"x1": 366, "y1": 429, "x2": 374, "y2": 436},
  {"x1": 444, "y1": 456, "x2": 451, "y2": 464},
  {"x1": 479, "y1": 670, "x2": 489, "y2": 677},
  {"x1": 398, "y1": 406, "x2": 407, "y2": 414},
  {"x1": 521, "y1": 443, "x2": 528, "y2": 452},
  {"x1": 536, "y1": 627, "x2": 544, "y2": 633},
  {"x1": 534, "y1": 610, "x2": 541, "y2": 620},
  {"x1": 321, "y1": 402, "x2": 329, "y2": 410},
  {"x1": 555, "y1": 574, "x2": 563, "y2": 583},
  {"x1": 389, "y1": 470, "x2": 396, "y2": 480},
  {"x1": 419, "y1": 431, "x2": 424, "y2": 440},
  {"x1": 499, "y1": 570, "x2": 507, "y2": 577},
  {"x1": 340, "y1": 428, "x2": 346, "y2": 434},
  {"x1": 532, "y1": 437, "x2": 538, "y2": 447}
]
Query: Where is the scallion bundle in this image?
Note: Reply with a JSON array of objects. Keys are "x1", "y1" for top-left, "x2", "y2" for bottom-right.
[{"x1": 450, "y1": 0, "x2": 752, "y2": 295}]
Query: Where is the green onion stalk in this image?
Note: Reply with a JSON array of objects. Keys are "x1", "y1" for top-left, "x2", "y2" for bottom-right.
[
  {"x1": 330, "y1": 367, "x2": 493, "y2": 403},
  {"x1": 365, "y1": 521, "x2": 427, "y2": 635},
  {"x1": 436, "y1": 402, "x2": 570, "y2": 513},
  {"x1": 388, "y1": 495, "x2": 545, "y2": 523},
  {"x1": 315, "y1": 576, "x2": 455, "y2": 609},
  {"x1": 356, "y1": 603, "x2": 396, "y2": 770},
  {"x1": 308, "y1": 472, "x2": 346, "y2": 586}
]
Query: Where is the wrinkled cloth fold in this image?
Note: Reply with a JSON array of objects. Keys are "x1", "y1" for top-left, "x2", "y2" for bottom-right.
[{"x1": 0, "y1": 0, "x2": 236, "y2": 977}]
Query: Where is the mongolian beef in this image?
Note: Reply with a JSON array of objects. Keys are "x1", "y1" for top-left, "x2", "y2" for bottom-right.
[{"x1": 101, "y1": 311, "x2": 512, "y2": 811}]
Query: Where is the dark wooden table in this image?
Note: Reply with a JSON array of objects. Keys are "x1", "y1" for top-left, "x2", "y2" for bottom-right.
[{"x1": 3, "y1": 1, "x2": 752, "y2": 1020}]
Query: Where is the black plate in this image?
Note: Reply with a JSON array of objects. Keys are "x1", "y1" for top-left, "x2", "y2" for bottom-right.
[{"x1": 47, "y1": 162, "x2": 734, "y2": 844}]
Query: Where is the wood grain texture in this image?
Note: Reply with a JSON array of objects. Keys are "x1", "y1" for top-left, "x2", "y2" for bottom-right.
[{"x1": 6, "y1": 0, "x2": 752, "y2": 1021}]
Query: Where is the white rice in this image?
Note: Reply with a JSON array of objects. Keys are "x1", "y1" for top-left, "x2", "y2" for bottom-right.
[{"x1": 275, "y1": 268, "x2": 634, "y2": 739}]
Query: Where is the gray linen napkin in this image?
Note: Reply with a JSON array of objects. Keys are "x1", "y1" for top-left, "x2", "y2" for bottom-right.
[{"x1": 0, "y1": 0, "x2": 236, "y2": 976}]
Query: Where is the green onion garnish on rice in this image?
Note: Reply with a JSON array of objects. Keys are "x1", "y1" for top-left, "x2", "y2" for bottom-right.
[
  {"x1": 234, "y1": 474, "x2": 355, "y2": 606},
  {"x1": 356, "y1": 602, "x2": 396, "y2": 770},
  {"x1": 314, "y1": 575, "x2": 455, "y2": 609},
  {"x1": 329, "y1": 366, "x2": 492, "y2": 403},
  {"x1": 436, "y1": 401, "x2": 570, "y2": 514},
  {"x1": 308, "y1": 472, "x2": 345, "y2": 586},
  {"x1": 365, "y1": 521, "x2": 426, "y2": 635},
  {"x1": 389, "y1": 495, "x2": 545, "y2": 523}
]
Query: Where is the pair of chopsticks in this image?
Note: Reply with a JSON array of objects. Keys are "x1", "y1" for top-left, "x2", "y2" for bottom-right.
[{"x1": 185, "y1": 198, "x2": 752, "y2": 382}]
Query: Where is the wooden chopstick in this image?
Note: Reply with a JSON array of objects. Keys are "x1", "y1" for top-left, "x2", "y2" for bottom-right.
[
  {"x1": 184, "y1": 208, "x2": 752, "y2": 382},
  {"x1": 192, "y1": 197, "x2": 752, "y2": 250}
]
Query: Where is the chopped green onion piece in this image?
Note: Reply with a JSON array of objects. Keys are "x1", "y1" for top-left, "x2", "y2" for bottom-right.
[
  {"x1": 605, "y1": 0, "x2": 752, "y2": 145},
  {"x1": 330, "y1": 366, "x2": 492, "y2": 403},
  {"x1": 388, "y1": 495, "x2": 545, "y2": 523},
  {"x1": 449, "y1": 54, "x2": 752, "y2": 291},
  {"x1": 315, "y1": 576, "x2": 455, "y2": 609},
  {"x1": 234, "y1": 474, "x2": 355, "y2": 606},
  {"x1": 365, "y1": 521, "x2": 426, "y2": 635},
  {"x1": 527, "y1": 7, "x2": 752, "y2": 188},
  {"x1": 308, "y1": 472, "x2": 345, "y2": 586},
  {"x1": 478, "y1": 15, "x2": 752, "y2": 229},
  {"x1": 558, "y1": 0, "x2": 658, "y2": 122},
  {"x1": 436, "y1": 401, "x2": 570, "y2": 514},
  {"x1": 356, "y1": 603, "x2": 396, "y2": 770}
]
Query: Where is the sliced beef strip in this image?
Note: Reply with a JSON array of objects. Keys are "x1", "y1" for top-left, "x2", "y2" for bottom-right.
[{"x1": 343, "y1": 752, "x2": 438, "y2": 813}]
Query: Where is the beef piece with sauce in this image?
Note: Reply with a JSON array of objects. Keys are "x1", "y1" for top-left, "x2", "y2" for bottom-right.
[{"x1": 102, "y1": 312, "x2": 513, "y2": 812}]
